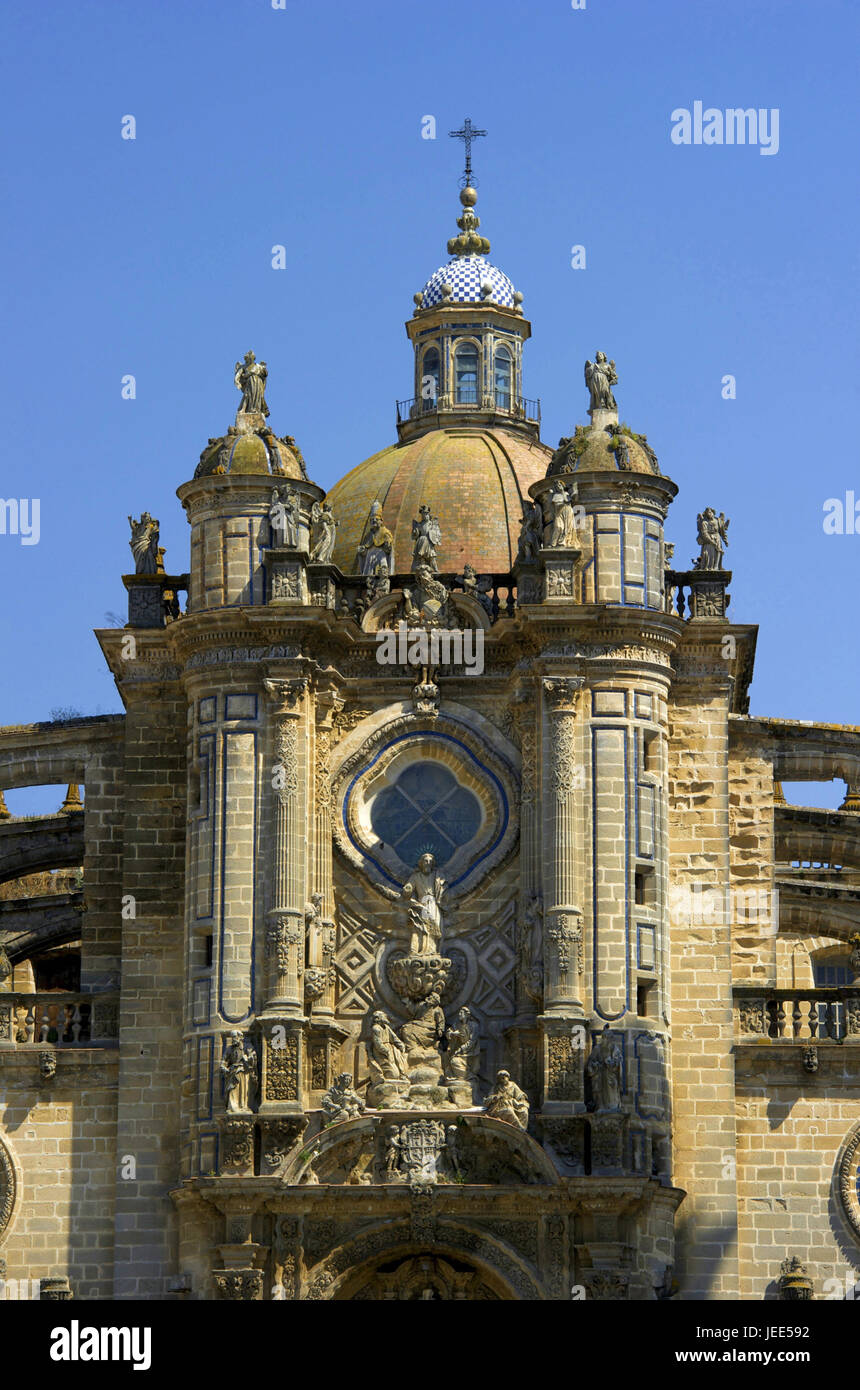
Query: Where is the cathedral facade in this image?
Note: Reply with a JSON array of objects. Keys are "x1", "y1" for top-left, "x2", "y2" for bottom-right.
[{"x1": 1, "y1": 176, "x2": 859, "y2": 1303}]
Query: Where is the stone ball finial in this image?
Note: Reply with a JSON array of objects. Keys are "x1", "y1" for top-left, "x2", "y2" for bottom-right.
[
  {"x1": 413, "y1": 291, "x2": 424, "y2": 307},
  {"x1": 460, "y1": 186, "x2": 478, "y2": 207}
]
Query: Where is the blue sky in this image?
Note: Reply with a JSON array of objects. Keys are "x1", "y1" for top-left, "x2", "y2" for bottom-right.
[{"x1": 0, "y1": 0, "x2": 857, "y2": 813}]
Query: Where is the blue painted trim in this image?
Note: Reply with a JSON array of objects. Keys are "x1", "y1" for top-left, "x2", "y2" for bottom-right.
[
  {"x1": 632, "y1": 1029, "x2": 666, "y2": 1120},
  {"x1": 196, "y1": 1035, "x2": 213, "y2": 1120},
  {"x1": 592, "y1": 724, "x2": 631, "y2": 1021},
  {"x1": 342, "y1": 730, "x2": 509, "y2": 891},
  {"x1": 217, "y1": 728, "x2": 257, "y2": 1024},
  {"x1": 224, "y1": 692, "x2": 259, "y2": 722},
  {"x1": 195, "y1": 733, "x2": 216, "y2": 921}
]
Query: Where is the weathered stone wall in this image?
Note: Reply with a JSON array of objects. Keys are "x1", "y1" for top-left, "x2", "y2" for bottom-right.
[
  {"x1": 0, "y1": 1052, "x2": 118, "y2": 1298},
  {"x1": 111, "y1": 686, "x2": 186, "y2": 1297},
  {"x1": 735, "y1": 1076, "x2": 860, "y2": 1300},
  {"x1": 668, "y1": 678, "x2": 740, "y2": 1299}
]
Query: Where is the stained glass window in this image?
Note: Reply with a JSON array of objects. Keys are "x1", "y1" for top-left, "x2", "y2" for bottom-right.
[{"x1": 370, "y1": 762, "x2": 481, "y2": 867}]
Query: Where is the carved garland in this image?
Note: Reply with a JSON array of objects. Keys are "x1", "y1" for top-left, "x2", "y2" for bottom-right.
[
  {"x1": 838, "y1": 1123, "x2": 860, "y2": 1245},
  {"x1": 0, "y1": 1135, "x2": 16, "y2": 1241}
]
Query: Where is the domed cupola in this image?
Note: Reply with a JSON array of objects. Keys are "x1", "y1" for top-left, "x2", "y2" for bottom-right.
[
  {"x1": 325, "y1": 125, "x2": 553, "y2": 576},
  {"x1": 400, "y1": 161, "x2": 536, "y2": 443},
  {"x1": 193, "y1": 351, "x2": 309, "y2": 480},
  {"x1": 418, "y1": 188, "x2": 517, "y2": 310}
]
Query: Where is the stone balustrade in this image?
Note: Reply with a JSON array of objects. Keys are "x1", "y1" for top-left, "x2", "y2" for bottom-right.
[
  {"x1": 735, "y1": 987, "x2": 860, "y2": 1042},
  {"x1": 0, "y1": 991, "x2": 119, "y2": 1047},
  {"x1": 665, "y1": 568, "x2": 731, "y2": 621}
]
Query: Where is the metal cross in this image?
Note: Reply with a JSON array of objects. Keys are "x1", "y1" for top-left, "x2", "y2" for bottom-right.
[{"x1": 448, "y1": 117, "x2": 487, "y2": 187}]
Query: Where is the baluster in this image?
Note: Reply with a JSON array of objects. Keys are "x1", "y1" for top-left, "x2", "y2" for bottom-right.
[
  {"x1": 71, "y1": 1006, "x2": 82, "y2": 1044},
  {"x1": 491, "y1": 588, "x2": 500, "y2": 622},
  {"x1": 807, "y1": 998, "x2": 819, "y2": 1040},
  {"x1": 766, "y1": 999, "x2": 779, "y2": 1038},
  {"x1": 25, "y1": 1006, "x2": 36, "y2": 1043},
  {"x1": 826, "y1": 999, "x2": 838, "y2": 1041},
  {"x1": 775, "y1": 998, "x2": 786, "y2": 1038},
  {"x1": 505, "y1": 585, "x2": 515, "y2": 618},
  {"x1": 792, "y1": 996, "x2": 802, "y2": 1038},
  {"x1": 39, "y1": 1009, "x2": 50, "y2": 1042}
]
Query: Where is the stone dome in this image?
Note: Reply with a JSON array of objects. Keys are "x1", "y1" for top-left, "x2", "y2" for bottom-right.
[
  {"x1": 420, "y1": 255, "x2": 516, "y2": 309},
  {"x1": 327, "y1": 426, "x2": 552, "y2": 574},
  {"x1": 194, "y1": 426, "x2": 307, "y2": 480},
  {"x1": 547, "y1": 422, "x2": 663, "y2": 478}
]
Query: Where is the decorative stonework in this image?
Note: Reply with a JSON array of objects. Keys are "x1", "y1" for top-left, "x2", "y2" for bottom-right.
[
  {"x1": 265, "y1": 1032, "x2": 299, "y2": 1102},
  {"x1": 838, "y1": 1122, "x2": 860, "y2": 1246},
  {"x1": 0, "y1": 1135, "x2": 16, "y2": 1241},
  {"x1": 214, "y1": 1269, "x2": 264, "y2": 1301}
]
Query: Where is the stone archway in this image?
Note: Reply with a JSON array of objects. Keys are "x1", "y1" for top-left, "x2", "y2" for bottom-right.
[{"x1": 335, "y1": 1251, "x2": 509, "y2": 1301}]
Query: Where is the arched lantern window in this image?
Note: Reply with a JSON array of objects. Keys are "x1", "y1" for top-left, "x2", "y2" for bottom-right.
[
  {"x1": 494, "y1": 344, "x2": 512, "y2": 410},
  {"x1": 454, "y1": 342, "x2": 479, "y2": 405},
  {"x1": 421, "y1": 346, "x2": 440, "y2": 410}
]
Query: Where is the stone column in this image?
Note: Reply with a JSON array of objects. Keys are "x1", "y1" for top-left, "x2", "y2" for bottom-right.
[
  {"x1": 542, "y1": 677, "x2": 585, "y2": 1015},
  {"x1": 263, "y1": 678, "x2": 309, "y2": 1014},
  {"x1": 308, "y1": 684, "x2": 342, "y2": 1021},
  {"x1": 539, "y1": 676, "x2": 586, "y2": 1115}
]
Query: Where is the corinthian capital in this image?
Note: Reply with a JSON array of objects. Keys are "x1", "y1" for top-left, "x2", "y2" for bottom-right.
[
  {"x1": 542, "y1": 677, "x2": 583, "y2": 712},
  {"x1": 264, "y1": 677, "x2": 309, "y2": 711}
]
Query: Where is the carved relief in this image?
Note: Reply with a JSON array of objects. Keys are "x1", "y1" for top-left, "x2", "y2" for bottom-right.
[
  {"x1": 220, "y1": 1120, "x2": 254, "y2": 1173},
  {"x1": 266, "y1": 1033, "x2": 299, "y2": 1101},
  {"x1": 0, "y1": 1136, "x2": 16, "y2": 1240},
  {"x1": 214, "y1": 1269, "x2": 264, "y2": 1301}
]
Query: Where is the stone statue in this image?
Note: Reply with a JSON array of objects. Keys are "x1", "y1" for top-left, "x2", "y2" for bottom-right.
[
  {"x1": 584, "y1": 351, "x2": 618, "y2": 412},
  {"x1": 366, "y1": 1011, "x2": 410, "y2": 1084},
  {"x1": 547, "y1": 434, "x2": 579, "y2": 477},
  {"x1": 320, "y1": 1071, "x2": 365, "y2": 1124},
  {"x1": 546, "y1": 480, "x2": 580, "y2": 548},
  {"x1": 694, "y1": 508, "x2": 729, "y2": 570},
  {"x1": 270, "y1": 487, "x2": 299, "y2": 548},
  {"x1": 366, "y1": 557, "x2": 390, "y2": 599},
  {"x1": 220, "y1": 1031, "x2": 258, "y2": 1113},
  {"x1": 587, "y1": 1025, "x2": 623, "y2": 1112},
  {"x1": 128, "y1": 512, "x2": 160, "y2": 575},
  {"x1": 357, "y1": 501, "x2": 394, "y2": 576},
  {"x1": 310, "y1": 501, "x2": 337, "y2": 563},
  {"x1": 411, "y1": 503, "x2": 442, "y2": 572},
  {"x1": 234, "y1": 350, "x2": 269, "y2": 417},
  {"x1": 403, "y1": 565, "x2": 450, "y2": 631},
  {"x1": 400, "y1": 991, "x2": 446, "y2": 1057},
  {"x1": 484, "y1": 1070, "x2": 529, "y2": 1130},
  {"x1": 383, "y1": 1124, "x2": 402, "y2": 1180},
  {"x1": 517, "y1": 896, "x2": 544, "y2": 1007},
  {"x1": 460, "y1": 564, "x2": 493, "y2": 616},
  {"x1": 402, "y1": 853, "x2": 445, "y2": 955},
  {"x1": 516, "y1": 500, "x2": 544, "y2": 563},
  {"x1": 444, "y1": 1005, "x2": 480, "y2": 1104}
]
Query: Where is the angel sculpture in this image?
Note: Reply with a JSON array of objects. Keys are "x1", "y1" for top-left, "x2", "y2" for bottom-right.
[
  {"x1": 234, "y1": 350, "x2": 269, "y2": 417},
  {"x1": 584, "y1": 351, "x2": 618, "y2": 412},
  {"x1": 310, "y1": 501, "x2": 337, "y2": 563},
  {"x1": 693, "y1": 508, "x2": 729, "y2": 570}
]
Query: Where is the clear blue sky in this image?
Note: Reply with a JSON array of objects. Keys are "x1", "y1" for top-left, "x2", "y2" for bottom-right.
[{"x1": 1, "y1": 0, "x2": 857, "y2": 813}]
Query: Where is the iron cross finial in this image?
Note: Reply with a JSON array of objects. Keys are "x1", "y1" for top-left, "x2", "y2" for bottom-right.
[{"x1": 448, "y1": 117, "x2": 487, "y2": 187}]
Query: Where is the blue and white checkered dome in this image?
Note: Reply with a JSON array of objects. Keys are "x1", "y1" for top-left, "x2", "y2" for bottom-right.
[{"x1": 420, "y1": 255, "x2": 515, "y2": 309}]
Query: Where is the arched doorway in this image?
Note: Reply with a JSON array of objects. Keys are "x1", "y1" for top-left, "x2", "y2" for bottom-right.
[{"x1": 337, "y1": 1252, "x2": 508, "y2": 1301}]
